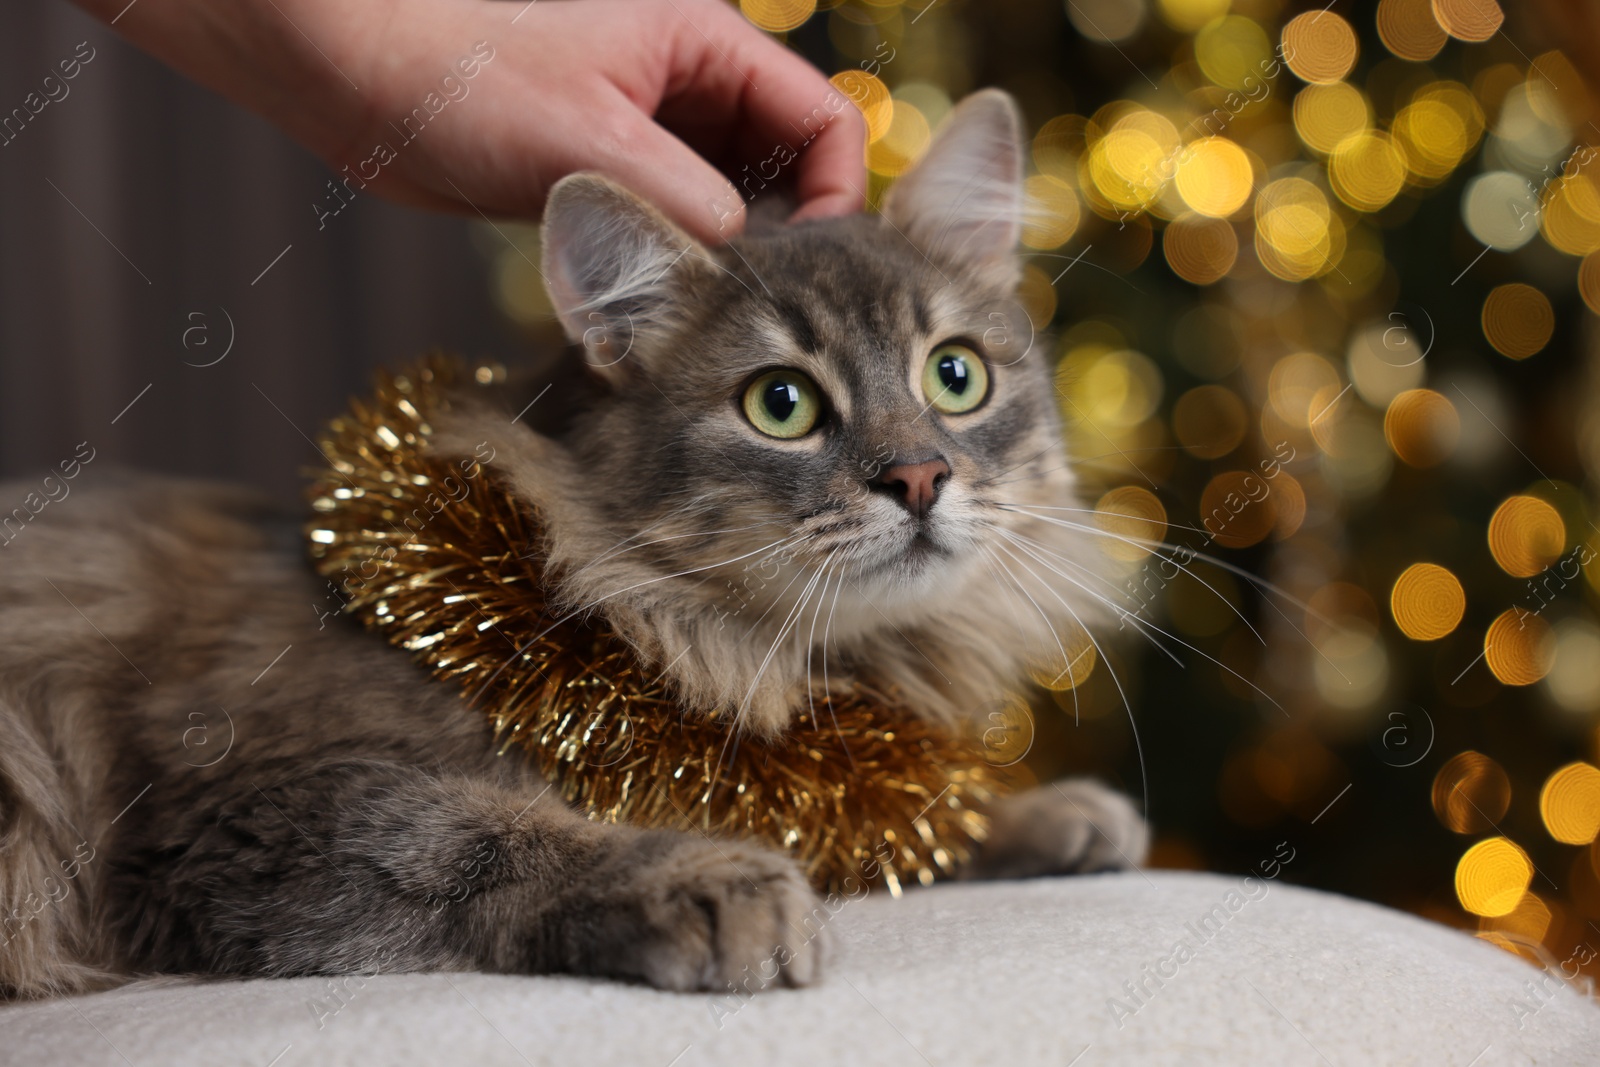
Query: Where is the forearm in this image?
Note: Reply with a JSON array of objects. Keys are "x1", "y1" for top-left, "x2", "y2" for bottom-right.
[
  {"x1": 67, "y1": 0, "x2": 864, "y2": 241},
  {"x1": 70, "y1": 0, "x2": 389, "y2": 163}
]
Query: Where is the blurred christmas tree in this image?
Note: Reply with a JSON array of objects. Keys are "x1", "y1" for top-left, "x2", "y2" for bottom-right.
[{"x1": 487, "y1": 0, "x2": 1600, "y2": 980}]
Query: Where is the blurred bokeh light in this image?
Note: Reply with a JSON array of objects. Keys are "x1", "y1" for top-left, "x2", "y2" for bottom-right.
[{"x1": 478, "y1": 0, "x2": 1600, "y2": 984}]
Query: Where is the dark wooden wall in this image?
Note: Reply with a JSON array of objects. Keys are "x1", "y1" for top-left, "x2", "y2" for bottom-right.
[{"x1": 0, "y1": 1, "x2": 525, "y2": 506}]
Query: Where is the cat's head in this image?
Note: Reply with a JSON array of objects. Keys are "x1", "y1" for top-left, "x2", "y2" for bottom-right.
[{"x1": 477, "y1": 90, "x2": 1100, "y2": 735}]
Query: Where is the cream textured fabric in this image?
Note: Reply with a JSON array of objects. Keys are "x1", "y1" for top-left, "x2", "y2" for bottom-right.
[{"x1": 3, "y1": 872, "x2": 1597, "y2": 1066}]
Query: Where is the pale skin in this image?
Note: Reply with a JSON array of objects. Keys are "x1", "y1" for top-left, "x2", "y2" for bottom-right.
[{"x1": 72, "y1": 0, "x2": 867, "y2": 242}]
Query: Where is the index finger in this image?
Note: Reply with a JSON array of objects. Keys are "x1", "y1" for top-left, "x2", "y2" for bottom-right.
[{"x1": 665, "y1": 1, "x2": 866, "y2": 222}]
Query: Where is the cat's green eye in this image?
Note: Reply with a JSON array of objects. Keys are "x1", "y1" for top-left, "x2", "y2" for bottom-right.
[
  {"x1": 921, "y1": 344, "x2": 990, "y2": 415},
  {"x1": 742, "y1": 370, "x2": 822, "y2": 439}
]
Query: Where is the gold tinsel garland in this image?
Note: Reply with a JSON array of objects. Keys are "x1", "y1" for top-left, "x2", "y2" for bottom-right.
[{"x1": 305, "y1": 356, "x2": 1019, "y2": 894}]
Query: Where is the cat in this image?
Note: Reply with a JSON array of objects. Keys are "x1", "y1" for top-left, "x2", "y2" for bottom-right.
[{"x1": 0, "y1": 88, "x2": 1146, "y2": 999}]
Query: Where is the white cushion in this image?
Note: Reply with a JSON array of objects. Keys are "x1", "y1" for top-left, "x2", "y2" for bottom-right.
[{"x1": 4, "y1": 872, "x2": 1596, "y2": 1064}]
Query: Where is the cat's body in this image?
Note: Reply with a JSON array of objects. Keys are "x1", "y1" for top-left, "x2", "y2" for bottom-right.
[{"x1": 0, "y1": 91, "x2": 1147, "y2": 1000}]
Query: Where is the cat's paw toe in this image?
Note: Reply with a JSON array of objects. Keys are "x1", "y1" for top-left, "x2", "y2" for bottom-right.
[
  {"x1": 971, "y1": 778, "x2": 1149, "y2": 880},
  {"x1": 595, "y1": 834, "x2": 827, "y2": 992}
]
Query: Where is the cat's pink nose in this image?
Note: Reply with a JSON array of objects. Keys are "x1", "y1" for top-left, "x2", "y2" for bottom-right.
[{"x1": 872, "y1": 458, "x2": 951, "y2": 519}]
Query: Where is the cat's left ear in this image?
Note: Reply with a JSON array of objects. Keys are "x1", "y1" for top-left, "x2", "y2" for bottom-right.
[
  {"x1": 881, "y1": 88, "x2": 1023, "y2": 290},
  {"x1": 541, "y1": 174, "x2": 710, "y2": 384}
]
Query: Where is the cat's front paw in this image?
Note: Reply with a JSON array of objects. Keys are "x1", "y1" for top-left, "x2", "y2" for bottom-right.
[
  {"x1": 968, "y1": 778, "x2": 1149, "y2": 880},
  {"x1": 568, "y1": 832, "x2": 826, "y2": 992}
]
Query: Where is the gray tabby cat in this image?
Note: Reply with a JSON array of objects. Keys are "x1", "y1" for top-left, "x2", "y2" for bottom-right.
[{"x1": 0, "y1": 89, "x2": 1146, "y2": 999}]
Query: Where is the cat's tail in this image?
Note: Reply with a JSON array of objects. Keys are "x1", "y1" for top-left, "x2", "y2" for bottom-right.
[{"x1": 0, "y1": 700, "x2": 125, "y2": 998}]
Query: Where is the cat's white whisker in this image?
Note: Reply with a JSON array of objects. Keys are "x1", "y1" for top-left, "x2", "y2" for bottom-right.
[
  {"x1": 997, "y1": 501, "x2": 1215, "y2": 539},
  {"x1": 995, "y1": 528, "x2": 1287, "y2": 714},
  {"x1": 601, "y1": 532, "x2": 810, "y2": 606},
  {"x1": 1005, "y1": 507, "x2": 1361, "y2": 694},
  {"x1": 980, "y1": 545, "x2": 1073, "y2": 692},
  {"x1": 467, "y1": 532, "x2": 818, "y2": 707},
  {"x1": 577, "y1": 519, "x2": 790, "y2": 579},
  {"x1": 995, "y1": 505, "x2": 1267, "y2": 646},
  {"x1": 803, "y1": 564, "x2": 832, "y2": 716},
  {"x1": 976, "y1": 541, "x2": 1090, "y2": 743},
  {"x1": 572, "y1": 497, "x2": 737, "y2": 565},
  {"x1": 988, "y1": 541, "x2": 1149, "y2": 818},
  {"x1": 711, "y1": 552, "x2": 834, "y2": 790},
  {"x1": 737, "y1": 552, "x2": 835, "y2": 719},
  {"x1": 994, "y1": 529, "x2": 1186, "y2": 670},
  {"x1": 728, "y1": 536, "x2": 830, "y2": 650},
  {"x1": 551, "y1": 491, "x2": 716, "y2": 569},
  {"x1": 803, "y1": 559, "x2": 856, "y2": 768},
  {"x1": 817, "y1": 563, "x2": 853, "y2": 767},
  {"x1": 996, "y1": 505, "x2": 1355, "y2": 679},
  {"x1": 995, "y1": 503, "x2": 1329, "y2": 624},
  {"x1": 972, "y1": 542, "x2": 1090, "y2": 723}
]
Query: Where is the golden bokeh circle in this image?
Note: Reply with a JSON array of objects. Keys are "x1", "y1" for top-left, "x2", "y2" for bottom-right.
[
  {"x1": 1110, "y1": 107, "x2": 1182, "y2": 160},
  {"x1": 1433, "y1": 751, "x2": 1511, "y2": 834},
  {"x1": 1067, "y1": 347, "x2": 1164, "y2": 428},
  {"x1": 1540, "y1": 762, "x2": 1600, "y2": 845},
  {"x1": 1384, "y1": 388, "x2": 1460, "y2": 468},
  {"x1": 1017, "y1": 264, "x2": 1058, "y2": 327},
  {"x1": 1163, "y1": 213, "x2": 1238, "y2": 285},
  {"x1": 1307, "y1": 580, "x2": 1380, "y2": 640},
  {"x1": 1377, "y1": 0, "x2": 1447, "y2": 61},
  {"x1": 1485, "y1": 608, "x2": 1556, "y2": 686},
  {"x1": 1463, "y1": 172, "x2": 1540, "y2": 251},
  {"x1": 1088, "y1": 126, "x2": 1167, "y2": 212},
  {"x1": 1271, "y1": 472, "x2": 1306, "y2": 540},
  {"x1": 1481, "y1": 283, "x2": 1554, "y2": 360},
  {"x1": 1394, "y1": 99, "x2": 1469, "y2": 183},
  {"x1": 976, "y1": 696, "x2": 1036, "y2": 766},
  {"x1": 1580, "y1": 252, "x2": 1600, "y2": 314},
  {"x1": 1255, "y1": 178, "x2": 1341, "y2": 280},
  {"x1": 1173, "y1": 138, "x2": 1254, "y2": 218},
  {"x1": 1031, "y1": 620, "x2": 1098, "y2": 691},
  {"x1": 829, "y1": 70, "x2": 892, "y2": 142},
  {"x1": 1431, "y1": 0, "x2": 1503, "y2": 43},
  {"x1": 1066, "y1": 0, "x2": 1147, "y2": 43},
  {"x1": 1484, "y1": 891, "x2": 1555, "y2": 945},
  {"x1": 1255, "y1": 217, "x2": 1346, "y2": 281},
  {"x1": 1268, "y1": 349, "x2": 1340, "y2": 428},
  {"x1": 1540, "y1": 172, "x2": 1600, "y2": 257},
  {"x1": 741, "y1": 0, "x2": 816, "y2": 33},
  {"x1": 1281, "y1": 12, "x2": 1359, "y2": 85},
  {"x1": 1033, "y1": 113, "x2": 1085, "y2": 177},
  {"x1": 1293, "y1": 83, "x2": 1370, "y2": 156},
  {"x1": 1527, "y1": 49, "x2": 1595, "y2": 129},
  {"x1": 1200, "y1": 470, "x2": 1277, "y2": 549},
  {"x1": 1547, "y1": 618, "x2": 1600, "y2": 715},
  {"x1": 867, "y1": 102, "x2": 931, "y2": 178},
  {"x1": 1195, "y1": 16, "x2": 1273, "y2": 91},
  {"x1": 1330, "y1": 131, "x2": 1408, "y2": 212},
  {"x1": 1173, "y1": 384, "x2": 1247, "y2": 459},
  {"x1": 1488, "y1": 495, "x2": 1566, "y2": 578},
  {"x1": 1095, "y1": 485, "x2": 1168, "y2": 562},
  {"x1": 1456, "y1": 837, "x2": 1532, "y2": 918},
  {"x1": 1390, "y1": 562, "x2": 1466, "y2": 641},
  {"x1": 1021, "y1": 174, "x2": 1082, "y2": 250},
  {"x1": 1418, "y1": 81, "x2": 1485, "y2": 146},
  {"x1": 1158, "y1": 0, "x2": 1229, "y2": 34}
]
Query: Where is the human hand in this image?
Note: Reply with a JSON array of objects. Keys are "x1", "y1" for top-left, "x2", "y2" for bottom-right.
[{"x1": 79, "y1": 0, "x2": 866, "y2": 241}]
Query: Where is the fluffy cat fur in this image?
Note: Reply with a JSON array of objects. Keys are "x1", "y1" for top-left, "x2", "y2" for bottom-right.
[{"x1": 0, "y1": 89, "x2": 1146, "y2": 1000}]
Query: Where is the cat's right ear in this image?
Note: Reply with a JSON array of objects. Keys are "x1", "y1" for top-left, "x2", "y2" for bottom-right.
[
  {"x1": 881, "y1": 89, "x2": 1023, "y2": 290},
  {"x1": 541, "y1": 175, "x2": 709, "y2": 385}
]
